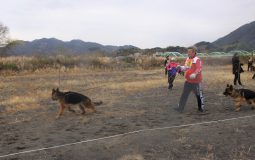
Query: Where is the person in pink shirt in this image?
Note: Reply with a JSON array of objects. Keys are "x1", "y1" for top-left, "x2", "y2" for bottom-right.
[{"x1": 166, "y1": 57, "x2": 180, "y2": 89}]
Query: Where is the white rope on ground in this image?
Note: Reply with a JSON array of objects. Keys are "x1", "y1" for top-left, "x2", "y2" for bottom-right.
[{"x1": 1, "y1": 114, "x2": 255, "y2": 158}]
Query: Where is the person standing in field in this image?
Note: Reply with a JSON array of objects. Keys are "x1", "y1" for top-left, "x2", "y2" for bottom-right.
[
  {"x1": 166, "y1": 57, "x2": 180, "y2": 90},
  {"x1": 247, "y1": 57, "x2": 253, "y2": 71},
  {"x1": 174, "y1": 46, "x2": 205, "y2": 113},
  {"x1": 164, "y1": 56, "x2": 169, "y2": 76},
  {"x1": 232, "y1": 53, "x2": 243, "y2": 85}
]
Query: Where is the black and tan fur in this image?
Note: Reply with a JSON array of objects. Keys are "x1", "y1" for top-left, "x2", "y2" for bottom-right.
[
  {"x1": 52, "y1": 88, "x2": 102, "y2": 118},
  {"x1": 223, "y1": 84, "x2": 255, "y2": 111}
]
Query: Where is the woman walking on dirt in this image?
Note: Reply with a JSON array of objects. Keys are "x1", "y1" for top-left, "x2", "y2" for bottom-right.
[
  {"x1": 232, "y1": 54, "x2": 243, "y2": 85},
  {"x1": 247, "y1": 57, "x2": 253, "y2": 71},
  {"x1": 174, "y1": 46, "x2": 205, "y2": 113}
]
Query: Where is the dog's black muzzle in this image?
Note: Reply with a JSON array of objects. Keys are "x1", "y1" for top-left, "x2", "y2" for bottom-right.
[{"x1": 223, "y1": 91, "x2": 229, "y2": 96}]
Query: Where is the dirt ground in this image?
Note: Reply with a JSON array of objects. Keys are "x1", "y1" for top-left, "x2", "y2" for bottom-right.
[{"x1": 0, "y1": 65, "x2": 255, "y2": 160}]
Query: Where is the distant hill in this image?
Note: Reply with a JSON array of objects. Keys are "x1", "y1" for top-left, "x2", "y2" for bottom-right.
[
  {"x1": 2, "y1": 21, "x2": 255, "y2": 56},
  {"x1": 194, "y1": 41, "x2": 219, "y2": 53},
  {"x1": 1, "y1": 38, "x2": 186, "y2": 56},
  {"x1": 2, "y1": 38, "x2": 138, "y2": 55},
  {"x1": 195, "y1": 21, "x2": 255, "y2": 52}
]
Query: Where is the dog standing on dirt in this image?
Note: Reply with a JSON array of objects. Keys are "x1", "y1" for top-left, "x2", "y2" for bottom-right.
[
  {"x1": 52, "y1": 88, "x2": 102, "y2": 118},
  {"x1": 223, "y1": 84, "x2": 255, "y2": 111}
]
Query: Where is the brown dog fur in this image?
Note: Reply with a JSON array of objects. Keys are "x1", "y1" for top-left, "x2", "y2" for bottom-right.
[
  {"x1": 223, "y1": 84, "x2": 255, "y2": 111},
  {"x1": 52, "y1": 88, "x2": 102, "y2": 118}
]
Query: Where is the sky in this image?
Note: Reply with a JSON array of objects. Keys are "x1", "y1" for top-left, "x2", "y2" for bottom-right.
[{"x1": 0, "y1": 0, "x2": 255, "y2": 48}]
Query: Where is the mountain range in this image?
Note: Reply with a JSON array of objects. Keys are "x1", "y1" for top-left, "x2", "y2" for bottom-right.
[
  {"x1": 2, "y1": 21, "x2": 255, "y2": 55},
  {"x1": 195, "y1": 21, "x2": 255, "y2": 52},
  {"x1": 2, "y1": 38, "x2": 138, "y2": 55}
]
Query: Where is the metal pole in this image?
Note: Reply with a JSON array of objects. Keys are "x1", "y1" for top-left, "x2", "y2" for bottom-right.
[{"x1": 56, "y1": 59, "x2": 61, "y2": 88}]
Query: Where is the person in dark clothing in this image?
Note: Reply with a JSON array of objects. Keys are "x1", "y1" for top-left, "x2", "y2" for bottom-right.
[
  {"x1": 164, "y1": 56, "x2": 169, "y2": 76},
  {"x1": 248, "y1": 57, "x2": 253, "y2": 71},
  {"x1": 232, "y1": 54, "x2": 244, "y2": 85}
]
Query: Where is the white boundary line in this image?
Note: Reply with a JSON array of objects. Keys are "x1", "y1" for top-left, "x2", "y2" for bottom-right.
[{"x1": 1, "y1": 114, "x2": 255, "y2": 158}]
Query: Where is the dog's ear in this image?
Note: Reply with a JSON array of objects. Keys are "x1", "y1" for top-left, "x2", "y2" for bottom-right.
[
  {"x1": 56, "y1": 88, "x2": 59, "y2": 91},
  {"x1": 52, "y1": 88, "x2": 55, "y2": 92},
  {"x1": 227, "y1": 84, "x2": 230, "y2": 87},
  {"x1": 230, "y1": 85, "x2": 233, "y2": 90}
]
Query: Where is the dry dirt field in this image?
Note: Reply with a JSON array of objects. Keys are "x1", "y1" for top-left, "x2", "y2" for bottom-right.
[{"x1": 0, "y1": 65, "x2": 255, "y2": 160}]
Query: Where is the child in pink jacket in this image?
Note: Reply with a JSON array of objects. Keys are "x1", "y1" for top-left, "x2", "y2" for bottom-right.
[{"x1": 166, "y1": 57, "x2": 180, "y2": 89}]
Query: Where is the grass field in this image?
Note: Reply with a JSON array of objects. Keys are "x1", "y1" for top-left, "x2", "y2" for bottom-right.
[{"x1": 0, "y1": 62, "x2": 255, "y2": 159}]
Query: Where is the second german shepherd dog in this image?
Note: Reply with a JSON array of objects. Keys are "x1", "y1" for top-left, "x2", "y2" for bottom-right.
[
  {"x1": 52, "y1": 88, "x2": 102, "y2": 118},
  {"x1": 223, "y1": 84, "x2": 255, "y2": 111}
]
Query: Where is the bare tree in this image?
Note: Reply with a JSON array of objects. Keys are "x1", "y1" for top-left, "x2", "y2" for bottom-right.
[{"x1": 0, "y1": 22, "x2": 9, "y2": 46}]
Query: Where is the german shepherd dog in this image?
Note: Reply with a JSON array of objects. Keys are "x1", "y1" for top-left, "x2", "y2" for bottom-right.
[
  {"x1": 223, "y1": 84, "x2": 255, "y2": 111},
  {"x1": 52, "y1": 88, "x2": 102, "y2": 118}
]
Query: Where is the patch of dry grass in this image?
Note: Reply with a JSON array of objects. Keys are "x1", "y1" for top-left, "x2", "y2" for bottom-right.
[
  {"x1": 2, "y1": 96, "x2": 38, "y2": 112},
  {"x1": 1, "y1": 89, "x2": 50, "y2": 113},
  {"x1": 118, "y1": 154, "x2": 144, "y2": 160},
  {"x1": 105, "y1": 79, "x2": 167, "y2": 92},
  {"x1": 1, "y1": 62, "x2": 255, "y2": 114},
  {"x1": 203, "y1": 65, "x2": 255, "y2": 89}
]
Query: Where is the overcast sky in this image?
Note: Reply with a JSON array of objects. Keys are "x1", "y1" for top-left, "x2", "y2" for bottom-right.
[{"x1": 0, "y1": 0, "x2": 255, "y2": 48}]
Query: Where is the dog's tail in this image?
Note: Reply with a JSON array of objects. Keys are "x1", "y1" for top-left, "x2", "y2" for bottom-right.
[{"x1": 93, "y1": 101, "x2": 103, "y2": 106}]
